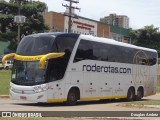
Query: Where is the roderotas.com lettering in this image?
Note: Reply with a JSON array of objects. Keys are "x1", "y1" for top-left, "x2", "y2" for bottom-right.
[{"x1": 82, "y1": 64, "x2": 131, "y2": 74}]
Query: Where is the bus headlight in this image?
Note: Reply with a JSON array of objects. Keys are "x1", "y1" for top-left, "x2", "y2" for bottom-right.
[{"x1": 33, "y1": 84, "x2": 48, "y2": 93}]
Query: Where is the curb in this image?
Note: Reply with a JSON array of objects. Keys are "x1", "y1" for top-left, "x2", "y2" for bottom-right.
[{"x1": 0, "y1": 95, "x2": 9, "y2": 98}]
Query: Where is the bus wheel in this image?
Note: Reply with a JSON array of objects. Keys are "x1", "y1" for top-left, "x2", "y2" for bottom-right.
[
  {"x1": 135, "y1": 87, "x2": 143, "y2": 101},
  {"x1": 66, "y1": 89, "x2": 78, "y2": 106},
  {"x1": 127, "y1": 87, "x2": 135, "y2": 101}
]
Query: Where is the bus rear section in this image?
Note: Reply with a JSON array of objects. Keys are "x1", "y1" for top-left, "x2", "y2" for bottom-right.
[{"x1": 68, "y1": 35, "x2": 157, "y2": 103}]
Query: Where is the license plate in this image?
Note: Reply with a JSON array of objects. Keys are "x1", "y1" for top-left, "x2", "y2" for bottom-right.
[{"x1": 20, "y1": 96, "x2": 27, "y2": 100}]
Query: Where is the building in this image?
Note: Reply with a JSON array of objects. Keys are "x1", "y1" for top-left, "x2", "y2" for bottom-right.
[
  {"x1": 42, "y1": 11, "x2": 64, "y2": 32},
  {"x1": 109, "y1": 25, "x2": 129, "y2": 43},
  {"x1": 100, "y1": 14, "x2": 129, "y2": 29},
  {"x1": 65, "y1": 16, "x2": 98, "y2": 36},
  {"x1": 42, "y1": 11, "x2": 129, "y2": 42},
  {"x1": 97, "y1": 22, "x2": 110, "y2": 38}
]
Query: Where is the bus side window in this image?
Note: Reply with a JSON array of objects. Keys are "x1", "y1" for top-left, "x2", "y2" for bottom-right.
[
  {"x1": 147, "y1": 51, "x2": 157, "y2": 66},
  {"x1": 74, "y1": 40, "x2": 93, "y2": 62},
  {"x1": 47, "y1": 36, "x2": 77, "y2": 81},
  {"x1": 92, "y1": 42, "x2": 108, "y2": 61}
]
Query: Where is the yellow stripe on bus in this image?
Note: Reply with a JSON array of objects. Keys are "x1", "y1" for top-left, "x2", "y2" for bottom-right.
[
  {"x1": 47, "y1": 96, "x2": 126, "y2": 103},
  {"x1": 80, "y1": 96, "x2": 126, "y2": 101},
  {"x1": 47, "y1": 98, "x2": 67, "y2": 103}
]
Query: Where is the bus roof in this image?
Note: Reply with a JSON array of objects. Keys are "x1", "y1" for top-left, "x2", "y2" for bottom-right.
[
  {"x1": 80, "y1": 34, "x2": 157, "y2": 53},
  {"x1": 28, "y1": 32, "x2": 79, "y2": 37},
  {"x1": 26, "y1": 32, "x2": 156, "y2": 53}
]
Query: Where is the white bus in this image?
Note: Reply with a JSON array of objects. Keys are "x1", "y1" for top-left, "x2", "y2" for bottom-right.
[{"x1": 2, "y1": 33, "x2": 158, "y2": 105}]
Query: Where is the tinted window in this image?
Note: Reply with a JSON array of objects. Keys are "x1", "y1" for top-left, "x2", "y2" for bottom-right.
[
  {"x1": 46, "y1": 35, "x2": 78, "y2": 81},
  {"x1": 120, "y1": 47, "x2": 135, "y2": 63},
  {"x1": 56, "y1": 36, "x2": 77, "y2": 53},
  {"x1": 74, "y1": 39, "x2": 157, "y2": 66},
  {"x1": 17, "y1": 36, "x2": 54, "y2": 56},
  {"x1": 148, "y1": 52, "x2": 157, "y2": 65},
  {"x1": 93, "y1": 43, "x2": 108, "y2": 61},
  {"x1": 107, "y1": 45, "x2": 122, "y2": 62},
  {"x1": 11, "y1": 60, "x2": 46, "y2": 86},
  {"x1": 74, "y1": 40, "x2": 93, "y2": 62}
]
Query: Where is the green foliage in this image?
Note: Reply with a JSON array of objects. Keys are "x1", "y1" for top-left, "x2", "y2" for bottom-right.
[
  {"x1": 0, "y1": 0, "x2": 48, "y2": 51},
  {"x1": 130, "y1": 25, "x2": 160, "y2": 55}
]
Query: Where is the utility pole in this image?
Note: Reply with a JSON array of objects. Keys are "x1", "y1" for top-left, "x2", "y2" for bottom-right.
[
  {"x1": 14, "y1": 0, "x2": 26, "y2": 44},
  {"x1": 62, "y1": 0, "x2": 80, "y2": 33},
  {"x1": 17, "y1": 0, "x2": 21, "y2": 44}
]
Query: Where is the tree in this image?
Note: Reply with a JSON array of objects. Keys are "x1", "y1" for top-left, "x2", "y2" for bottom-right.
[
  {"x1": 130, "y1": 25, "x2": 160, "y2": 55},
  {"x1": 0, "y1": 0, "x2": 48, "y2": 51}
]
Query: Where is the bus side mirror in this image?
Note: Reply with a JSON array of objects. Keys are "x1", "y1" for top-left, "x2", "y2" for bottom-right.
[
  {"x1": 2, "y1": 53, "x2": 15, "y2": 67},
  {"x1": 39, "y1": 52, "x2": 65, "y2": 69}
]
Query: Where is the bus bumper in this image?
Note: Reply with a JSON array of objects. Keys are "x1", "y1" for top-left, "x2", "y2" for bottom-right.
[
  {"x1": 10, "y1": 90, "x2": 48, "y2": 103},
  {"x1": 10, "y1": 83, "x2": 48, "y2": 103}
]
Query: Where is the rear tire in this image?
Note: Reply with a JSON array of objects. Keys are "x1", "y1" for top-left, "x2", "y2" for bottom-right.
[
  {"x1": 127, "y1": 88, "x2": 135, "y2": 101},
  {"x1": 66, "y1": 89, "x2": 78, "y2": 106},
  {"x1": 135, "y1": 88, "x2": 143, "y2": 101}
]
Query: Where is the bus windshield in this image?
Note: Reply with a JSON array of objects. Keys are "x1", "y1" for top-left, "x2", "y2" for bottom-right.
[
  {"x1": 16, "y1": 36, "x2": 55, "y2": 56},
  {"x1": 11, "y1": 60, "x2": 47, "y2": 86}
]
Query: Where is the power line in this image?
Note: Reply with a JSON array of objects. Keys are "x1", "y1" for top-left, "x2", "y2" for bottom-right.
[{"x1": 62, "y1": 0, "x2": 80, "y2": 33}]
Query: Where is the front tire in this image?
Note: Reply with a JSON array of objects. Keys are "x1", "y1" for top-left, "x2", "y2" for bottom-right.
[{"x1": 66, "y1": 89, "x2": 78, "y2": 106}]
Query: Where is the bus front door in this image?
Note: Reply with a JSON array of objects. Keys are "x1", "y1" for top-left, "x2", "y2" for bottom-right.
[{"x1": 47, "y1": 81, "x2": 64, "y2": 102}]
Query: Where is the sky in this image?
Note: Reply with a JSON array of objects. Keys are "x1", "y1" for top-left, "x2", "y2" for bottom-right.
[{"x1": 23, "y1": 0, "x2": 160, "y2": 29}]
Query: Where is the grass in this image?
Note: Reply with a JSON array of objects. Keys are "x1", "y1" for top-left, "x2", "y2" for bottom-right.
[{"x1": 0, "y1": 70, "x2": 11, "y2": 95}]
